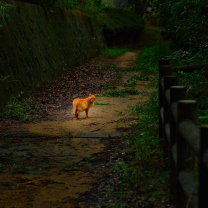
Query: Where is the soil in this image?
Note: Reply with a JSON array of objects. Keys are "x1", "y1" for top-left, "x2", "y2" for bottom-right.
[{"x1": 0, "y1": 51, "x2": 151, "y2": 208}]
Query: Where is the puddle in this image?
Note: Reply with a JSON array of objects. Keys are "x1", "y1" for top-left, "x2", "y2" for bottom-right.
[
  {"x1": 0, "y1": 136, "x2": 104, "y2": 207},
  {"x1": 0, "y1": 172, "x2": 95, "y2": 208}
]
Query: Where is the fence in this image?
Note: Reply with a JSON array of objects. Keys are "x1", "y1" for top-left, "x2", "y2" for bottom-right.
[{"x1": 159, "y1": 59, "x2": 208, "y2": 208}]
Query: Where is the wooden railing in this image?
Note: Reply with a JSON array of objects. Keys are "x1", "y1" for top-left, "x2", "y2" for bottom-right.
[{"x1": 159, "y1": 59, "x2": 208, "y2": 208}]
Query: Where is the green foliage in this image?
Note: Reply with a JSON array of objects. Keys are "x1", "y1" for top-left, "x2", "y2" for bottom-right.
[
  {"x1": 143, "y1": 13, "x2": 161, "y2": 27},
  {"x1": 0, "y1": 94, "x2": 37, "y2": 121},
  {"x1": 135, "y1": 42, "x2": 172, "y2": 74},
  {"x1": 175, "y1": 68, "x2": 208, "y2": 126},
  {"x1": 0, "y1": 2, "x2": 14, "y2": 28},
  {"x1": 94, "y1": 102, "x2": 110, "y2": 106},
  {"x1": 100, "y1": 89, "x2": 144, "y2": 97},
  {"x1": 139, "y1": 21, "x2": 165, "y2": 47},
  {"x1": 104, "y1": 83, "x2": 117, "y2": 90},
  {"x1": 164, "y1": 40, "x2": 208, "y2": 126},
  {"x1": 139, "y1": 41, "x2": 208, "y2": 126},
  {"x1": 128, "y1": 102, "x2": 144, "y2": 116},
  {"x1": 124, "y1": 74, "x2": 150, "y2": 88},
  {"x1": 155, "y1": 0, "x2": 208, "y2": 63},
  {"x1": 0, "y1": 75, "x2": 11, "y2": 83},
  {"x1": 167, "y1": 48, "x2": 208, "y2": 67},
  {"x1": 116, "y1": 75, "x2": 122, "y2": 79}
]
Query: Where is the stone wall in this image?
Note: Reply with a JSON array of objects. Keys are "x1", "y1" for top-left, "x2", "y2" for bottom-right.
[{"x1": 0, "y1": 0, "x2": 104, "y2": 108}]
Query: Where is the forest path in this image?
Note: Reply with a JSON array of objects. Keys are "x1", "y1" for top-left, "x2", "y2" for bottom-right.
[
  {"x1": 0, "y1": 50, "x2": 151, "y2": 208},
  {"x1": 5, "y1": 50, "x2": 150, "y2": 138}
]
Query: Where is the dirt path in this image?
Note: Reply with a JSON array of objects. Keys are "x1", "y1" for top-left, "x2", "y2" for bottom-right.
[
  {"x1": 0, "y1": 51, "x2": 151, "y2": 207},
  {"x1": 4, "y1": 51, "x2": 149, "y2": 138}
]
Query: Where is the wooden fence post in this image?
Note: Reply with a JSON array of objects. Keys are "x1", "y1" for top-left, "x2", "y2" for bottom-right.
[
  {"x1": 163, "y1": 76, "x2": 178, "y2": 169},
  {"x1": 177, "y1": 100, "x2": 197, "y2": 207},
  {"x1": 169, "y1": 86, "x2": 186, "y2": 200},
  {"x1": 199, "y1": 125, "x2": 208, "y2": 207},
  {"x1": 159, "y1": 59, "x2": 171, "y2": 139},
  {"x1": 158, "y1": 60, "x2": 208, "y2": 207}
]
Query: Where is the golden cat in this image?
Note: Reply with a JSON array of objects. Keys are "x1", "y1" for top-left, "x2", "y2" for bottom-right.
[{"x1": 73, "y1": 94, "x2": 96, "y2": 119}]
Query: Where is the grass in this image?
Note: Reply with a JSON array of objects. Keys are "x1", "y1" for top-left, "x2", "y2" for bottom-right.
[
  {"x1": 101, "y1": 47, "x2": 132, "y2": 58},
  {"x1": 0, "y1": 75, "x2": 11, "y2": 83},
  {"x1": 99, "y1": 89, "x2": 145, "y2": 97},
  {"x1": 94, "y1": 102, "x2": 110, "y2": 106},
  {"x1": 139, "y1": 20, "x2": 164, "y2": 47},
  {"x1": 0, "y1": 94, "x2": 37, "y2": 121},
  {"x1": 175, "y1": 68, "x2": 208, "y2": 126},
  {"x1": 124, "y1": 74, "x2": 150, "y2": 88},
  {"x1": 128, "y1": 103, "x2": 144, "y2": 116},
  {"x1": 135, "y1": 42, "x2": 172, "y2": 74},
  {"x1": 104, "y1": 83, "x2": 117, "y2": 90}
]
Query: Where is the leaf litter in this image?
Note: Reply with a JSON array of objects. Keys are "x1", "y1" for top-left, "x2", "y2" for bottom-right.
[
  {"x1": 32, "y1": 54, "x2": 120, "y2": 120},
  {"x1": 0, "y1": 54, "x2": 120, "y2": 126}
]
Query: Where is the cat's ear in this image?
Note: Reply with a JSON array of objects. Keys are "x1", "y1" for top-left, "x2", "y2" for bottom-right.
[
  {"x1": 89, "y1": 94, "x2": 92, "y2": 96},
  {"x1": 94, "y1": 94, "x2": 97, "y2": 97}
]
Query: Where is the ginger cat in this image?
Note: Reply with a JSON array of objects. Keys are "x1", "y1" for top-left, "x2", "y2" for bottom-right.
[{"x1": 73, "y1": 94, "x2": 96, "y2": 119}]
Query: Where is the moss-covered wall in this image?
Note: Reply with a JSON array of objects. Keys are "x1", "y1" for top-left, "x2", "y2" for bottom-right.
[{"x1": 0, "y1": 0, "x2": 104, "y2": 109}]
